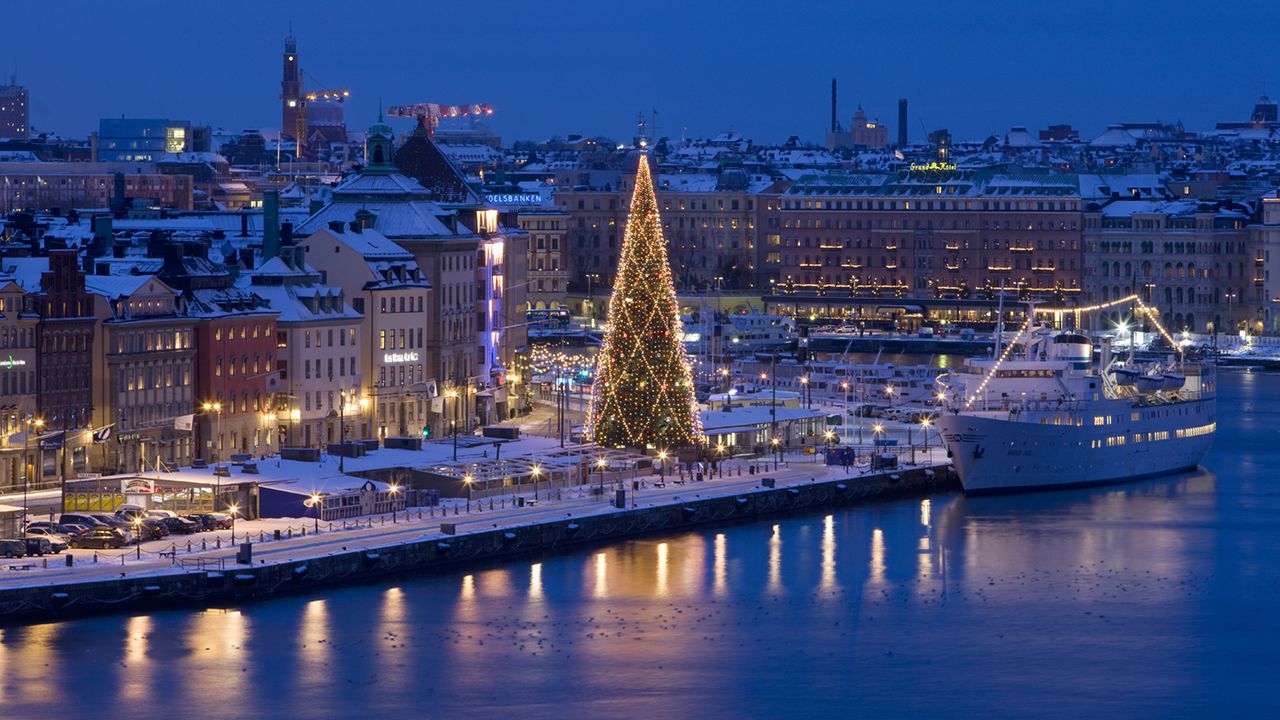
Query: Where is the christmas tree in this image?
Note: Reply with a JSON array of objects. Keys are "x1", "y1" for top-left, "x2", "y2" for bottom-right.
[{"x1": 589, "y1": 153, "x2": 703, "y2": 449}]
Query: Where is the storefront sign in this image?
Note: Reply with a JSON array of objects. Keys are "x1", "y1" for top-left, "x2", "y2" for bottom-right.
[
  {"x1": 909, "y1": 162, "x2": 957, "y2": 172},
  {"x1": 121, "y1": 478, "x2": 155, "y2": 494},
  {"x1": 484, "y1": 193, "x2": 542, "y2": 206},
  {"x1": 0, "y1": 355, "x2": 26, "y2": 369},
  {"x1": 384, "y1": 352, "x2": 420, "y2": 364}
]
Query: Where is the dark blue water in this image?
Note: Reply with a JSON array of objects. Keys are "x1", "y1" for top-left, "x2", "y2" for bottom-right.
[{"x1": 1, "y1": 371, "x2": 1276, "y2": 718}]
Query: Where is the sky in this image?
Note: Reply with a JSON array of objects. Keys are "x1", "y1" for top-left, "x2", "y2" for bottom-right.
[{"x1": 8, "y1": 0, "x2": 1280, "y2": 146}]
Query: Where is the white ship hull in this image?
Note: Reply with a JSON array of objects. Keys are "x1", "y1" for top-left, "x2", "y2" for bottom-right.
[{"x1": 936, "y1": 397, "x2": 1215, "y2": 493}]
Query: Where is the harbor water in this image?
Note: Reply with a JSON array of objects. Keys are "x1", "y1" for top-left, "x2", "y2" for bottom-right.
[{"x1": 0, "y1": 369, "x2": 1275, "y2": 718}]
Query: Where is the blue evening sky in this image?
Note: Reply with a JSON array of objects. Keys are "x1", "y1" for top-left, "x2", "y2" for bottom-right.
[{"x1": 8, "y1": 0, "x2": 1277, "y2": 144}]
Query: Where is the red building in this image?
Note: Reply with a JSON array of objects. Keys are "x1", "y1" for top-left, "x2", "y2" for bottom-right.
[
  {"x1": 36, "y1": 251, "x2": 94, "y2": 480},
  {"x1": 193, "y1": 311, "x2": 278, "y2": 460}
]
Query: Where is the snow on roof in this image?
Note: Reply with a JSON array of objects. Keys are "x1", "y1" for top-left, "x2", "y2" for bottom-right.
[
  {"x1": 299, "y1": 199, "x2": 460, "y2": 239},
  {"x1": 304, "y1": 226, "x2": 413, "y2": 261},
  {"x1": 85, "y1": 274, "x2": 158, "y2": 299},
  {"x1": 0, "y1": 257, "x2": 49, "y2": 292}
]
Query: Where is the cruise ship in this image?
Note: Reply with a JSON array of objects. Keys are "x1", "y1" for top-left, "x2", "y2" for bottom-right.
[{"x1": 936, "y1": 325, "x2": 1216, "y2": 493}]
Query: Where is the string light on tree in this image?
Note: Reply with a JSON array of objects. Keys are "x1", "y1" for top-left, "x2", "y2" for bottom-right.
[{"x1": 588, "y1": 152, "x2": 703, "y2": 448}]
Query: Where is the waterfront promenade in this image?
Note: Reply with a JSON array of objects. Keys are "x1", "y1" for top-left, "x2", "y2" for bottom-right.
[{"x1": 0, "y1": 441, "x2": 949, "y2": 621}]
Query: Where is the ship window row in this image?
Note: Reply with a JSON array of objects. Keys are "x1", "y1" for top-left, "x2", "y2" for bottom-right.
[
  {"x1": 996, "y1": 369, "x2": 1056, "y2": 378},
  {"x1": 1175, "y1": 422, "x2": 1215, "y2": 438},
  {"x1": 1091, "y1": 427, "x2": 1200, "y2": 448}
]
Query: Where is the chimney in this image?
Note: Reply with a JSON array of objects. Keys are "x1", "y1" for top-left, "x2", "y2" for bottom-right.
[
  {"x1": 831, "y1": 79, "x2": 838, "y2": 133},
  {"x1": 263, "y1": 190, "x2": 281, "y2": 260},
  {"x1": 91, "y1": 215, "x2": 113, "y2": 257},
  {"x1": 162, "y1": 243, "x2": 185, "y2": 276},
  {"x1": 281, "y1": 221, "x2": 294, "y2": 246},
  {"x1": 239, "y1": 212, "x2": 249, "y2": 237},
  {"x1": 355, "y1": 208, "x2": 376, "y2": 231},
  {"x1": 110, "y1": 172, "x2": 126, "y2": 216},
  {"x1": 327, "y1": 220, "x2": 345, "y2": 233},
  {"x1": 349, "y1": 220, "x2": 363, "y2": 234},
  {"x1": 897, "y1": 99, "x2": 908, "y2": 147}
]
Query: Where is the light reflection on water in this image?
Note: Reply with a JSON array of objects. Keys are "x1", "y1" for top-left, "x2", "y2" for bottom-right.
[{"x1": 0, "y1": 371, "x2": 1277, "y2": 717}]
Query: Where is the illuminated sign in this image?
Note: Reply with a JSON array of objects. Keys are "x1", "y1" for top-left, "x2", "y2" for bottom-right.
[
  {"x1": 0, "y1": 355, "x2": 25, "y2": 369},
  {"x1": 909, "y1": 162, "x2": 957, "y2": 172},
  {"x1": 484, "y1": 193, "x2": 543, "y2": 206},
  {"x1": 384, "y1": 352, "x2": 420, "y2": 364}
]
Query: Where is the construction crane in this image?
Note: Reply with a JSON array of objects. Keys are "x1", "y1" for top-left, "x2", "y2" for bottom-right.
[{"x1": 386, "y1": 102, "x2": 494, "y2": 138}]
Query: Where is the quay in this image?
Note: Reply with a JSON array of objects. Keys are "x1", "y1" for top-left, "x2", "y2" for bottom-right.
[{"x1": 0, "y1": 456, "x2": 954, "y2": 624}]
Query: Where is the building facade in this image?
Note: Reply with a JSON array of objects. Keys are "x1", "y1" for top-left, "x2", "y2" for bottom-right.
[
  {"x1": 0, "y1": 80, "x2": 29, "y2": 139},
  {"x1": 35, "y1": 251, "x2": 94, "y2": 480},
  {"x1": 773, "y1": 169, "x2": 1084, "y2": 304},
  {"x1": 0, "y1": 276, "x2": 39, "y2": 491},
  {"x1": 299, "y1": 224, "x2": 432, "y2": 439},
  {"x1": 1082, "y1": 198, "x2": 1258, "y2": 334},
  {"x1": 88, "y1": 276, "x2": 196, "y2": 473}
]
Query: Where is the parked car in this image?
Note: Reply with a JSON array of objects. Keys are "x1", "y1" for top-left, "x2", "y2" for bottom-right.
[
  {"x1": 186, "y1": 513, "x2": 232, "y2": 530},
  {"x1": 0, "y1": 539, "x2": 25, "y2": 558},
  {"x1": 146, "y1": 509, "x2": 179, "y2": 520},
  {"x1": 71, "y1": 527, "x2": 128, "y2": 549},
  {"x1": 89, "y1": 513, "x2": 132, "y2": 529},
  {"x1": 184, "y1": 514, "x2": 218, "y2": 531},
  {"x1": 115, "y1": 508, "x2": 146, "y2": 522},
  {"x1": 160, "y1": 516, "x2": 199, "y2": 535},
  {"x1": 139, "y1": 518, "x2": 169, "y2": 541},
  {"x1": 26, "y1": 521, "x2": 84, "y2": 537},
  {"x1": 59, "y1": 513, "x2": 108, "y2": 529},
  {"x1": 24, "y1": 532, "x2": 69, "y2": 553},
  {"x1": 21, "y1": 537, "x2": 52, "y2": 556},
  {"x1": 61, "y1": 523, "x2": 92, "y2": 536}
]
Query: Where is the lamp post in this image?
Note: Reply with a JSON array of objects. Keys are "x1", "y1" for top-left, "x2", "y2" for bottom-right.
[
  {"x1": 201, "y1": 402, "x2": 222, "y2": 464},
  {"x1": 595, "y1": 457, "x2": 607, "y2": 499},
  {"x1": 446, "y1": 389, "x2": 459, "y2": 461},
  {"x1": 463, "y1": 473, "x2": 473, "y2": 512},
  {"x1": 388, "y1": 483, "x2": 400, "y2": 523},
  {"x1": 657, "y1": 449, "x2": 668, "y2": 484},
  {"x1": 920, "y1": 417, "x2": 932, "y2": 461},
  {"x1": 338, "y1": 391, "x2": 346, "y2": 473},
  {"x1": 228, "y1": 504, "x2": 239, "y2": 538},
  {"x1": 530, "y1": 464, "x2": 542, "y2": 503},
  {"x1": 800, "y1": 375, "x2": 810, "y2": 409},
  {"x1": 770, "y1": 437, "x2": 780, "y2": 471},
  {"x1": 308, "y1": 493, "x2": 322, "y2": 533},
  {"x1": 715, "y1": 443, "x2": 726, "y2": 478},
  {"x1": 23, "y1": 417, "x2": 43, "y2": 531},
  {"x1": 132, "y1": 516, "x2": 144, "y2": 557}
]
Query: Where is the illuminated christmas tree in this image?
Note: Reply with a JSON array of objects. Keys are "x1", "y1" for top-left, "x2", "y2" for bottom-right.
[{"x1": 589, "y1": 153, "x2": 703, "y2": 449}]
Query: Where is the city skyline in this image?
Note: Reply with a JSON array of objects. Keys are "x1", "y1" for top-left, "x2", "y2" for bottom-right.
[{"x1": 7, "y1": 0, "x2": 1279, "y2": 144}]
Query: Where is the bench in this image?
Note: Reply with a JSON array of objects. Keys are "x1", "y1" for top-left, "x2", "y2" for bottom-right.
[{"x1": 7, "y1": 564, "x2": 34, "y2": 571}]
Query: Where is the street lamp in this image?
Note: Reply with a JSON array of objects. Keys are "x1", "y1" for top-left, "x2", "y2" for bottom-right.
[
  {"x1": 824, "y1": 429, "x2": 836, "y2": 447},
  {"x1": 530, "y1": 464, "x2": 543, "y2": 502},
  {"x1": 132, "y1": 516, "x2": 144, "y2": 557},
  {"x1": 308, "y1": 493, "x2": 322, "y2": 533},
  {"x1": 920, "y1": 417, "x2": 932, "y2": 459},
  {"x1": 201, "y1": 401, "x2": 223, "y2": 464},
  {"x1": 657, "y1": 449, "x2": 668, "y2": 484},
  {"x1": 446, "y1": 389, "x2": 459, "y2": 461},
  {"x1": 22, "y1": 417, "x2": 43, "y2": 531},
  {"x1": 463, "y1": 473, "x2": 474, "y2": 512},
  {"x1": 388, "y1": 483, "x2": 400, "y2": 523},
  {"x1": 800, "y1": 375, "x2": 810, "y2": 409},
  {"x1": 594, "y1": 457, "x2": 607, "y2": 499},
  {"x1": 770, "y1": 437, "x2": 781, "y2": 470},
  {"x1": 228, "y1": 504, "x2": 239, "y2": 538}
]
